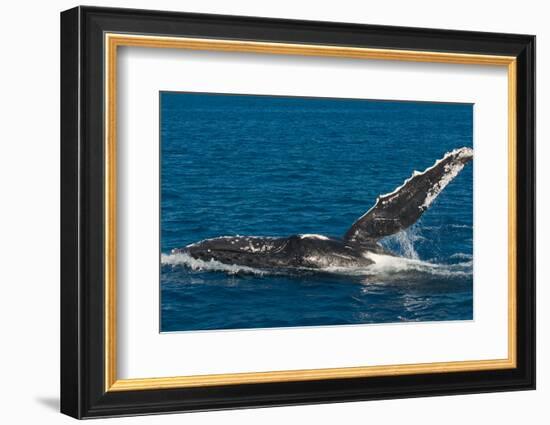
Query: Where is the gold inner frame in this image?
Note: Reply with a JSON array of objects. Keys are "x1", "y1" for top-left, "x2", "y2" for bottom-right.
[{"x1": 104, "y1": 33, "x2": 518, "y2": 392}]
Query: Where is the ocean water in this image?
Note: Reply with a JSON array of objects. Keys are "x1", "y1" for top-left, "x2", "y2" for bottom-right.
[{"x1": 160, "y1": 92, "x2": 473, "y2": 332}]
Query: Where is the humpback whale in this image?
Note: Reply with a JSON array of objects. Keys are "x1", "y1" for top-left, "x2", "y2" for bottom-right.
[{"x1": 173, "y1": 147, "x2": 473, "y2": 270}]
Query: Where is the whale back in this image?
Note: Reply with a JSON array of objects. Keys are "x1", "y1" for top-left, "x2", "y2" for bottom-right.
[
  {"x1": 344, "y1": 147, "x2": 473, "y2": 243},
  {"x1": 179, "y1": 234, "x2": 376, "y2": 269}
]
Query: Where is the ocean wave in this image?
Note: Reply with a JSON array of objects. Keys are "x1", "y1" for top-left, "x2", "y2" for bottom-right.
[
  {"x1": 161, "y1": 251, "x2": 472, "y2": 281},
  {"x1": 419, "y1": 224, "x2": 473, "y2": 231},
  {"x1": 450, "y1": 252, "x2": 473, "y2": 260}
]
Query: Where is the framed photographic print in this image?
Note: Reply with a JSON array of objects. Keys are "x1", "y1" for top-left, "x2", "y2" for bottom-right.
[{"x1": 60, "y1": 6, "x2": 535, "y2": 419}]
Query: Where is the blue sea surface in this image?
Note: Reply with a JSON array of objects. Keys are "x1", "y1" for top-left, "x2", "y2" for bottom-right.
[{"x1": 160, "y1": 92, "x2": 473, "y2": 332}]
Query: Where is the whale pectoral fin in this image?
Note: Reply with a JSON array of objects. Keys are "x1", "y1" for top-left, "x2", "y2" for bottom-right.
[{"x1": 344, "y1": 147, "x2": 473, "y2": 243}]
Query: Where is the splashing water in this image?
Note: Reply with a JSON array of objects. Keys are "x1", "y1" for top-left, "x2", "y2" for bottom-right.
[
  {"x1": 380, "y1": 226, "x2": 423, "y2": 260},
  {"x1": 161, "y1": 252, "x2": 268, "y2": 276}
]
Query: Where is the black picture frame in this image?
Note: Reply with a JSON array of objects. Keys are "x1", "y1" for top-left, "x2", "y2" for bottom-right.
[{"x1": 61, "y1": 5, "x2": 535, "y2": 419}]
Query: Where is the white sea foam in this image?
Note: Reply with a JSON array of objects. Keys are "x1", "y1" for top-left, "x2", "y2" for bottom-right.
[
  {"x1": 361, "y1": 253, "x2": 472, "y2": 278},
  {"x1": 161, "y1": 252, "x2": 268, "y2": 276},
  {"x1": 314, "y1": 253, "x2": 472, "y2": 281},
  {"x1": 162, "y1": 251, "x2": 472, "y2": 281}
]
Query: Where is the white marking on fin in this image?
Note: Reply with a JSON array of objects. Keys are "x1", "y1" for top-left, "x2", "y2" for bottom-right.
[{"x1": 299, "y1": 234, "x2": 329, "y2": 240}]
